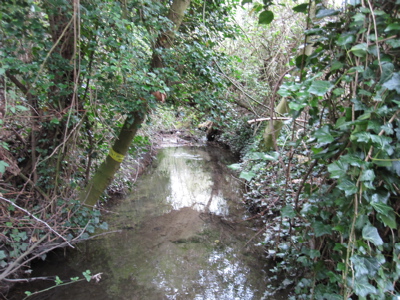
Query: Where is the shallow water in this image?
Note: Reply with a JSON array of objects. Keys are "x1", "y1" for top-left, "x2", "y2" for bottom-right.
[{"x1": 11, "y1": 146, "x2": 284, "y2": 300}]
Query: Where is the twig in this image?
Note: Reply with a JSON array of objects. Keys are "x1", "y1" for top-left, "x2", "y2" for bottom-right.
[
  {"x1": 247, "y1": 117, "x2": 307, "y2": 124},
  {"x1": 294, "y1": 159, "x2": 318, "y2": 211},
  {"x1": 244, "y1": 226, "x2": 266, "y2": 248},
  {"x1": 0, "y1": 233, "x2": 50, "y2": 281},
  {"x1": 365, "y1": 110, "x2": 399, "y2": 162},
  {"x1": 212, "y1": 59, "x2": 272, "y2": 111},
  {"x1": 3, "y1": 276, "x2": 56, "y2": 282},
  {"x1": 0, "y1": 197, "x2": 74, "y2": 248},
  {"x1": 17, "y1": 173, "x2": 51, "y2": 202}
]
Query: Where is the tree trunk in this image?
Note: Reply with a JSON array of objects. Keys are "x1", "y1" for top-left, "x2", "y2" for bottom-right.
[
  {"x1": 261, "y1": 98, "x2": 288, "y2": 151},
  {"x1": 80, "y1": 0, "x2": 191, "y2": 206},
  {"x1": 261, "y1": 2, "x2": 316, "y2": 151},
  {"x1": 80, "y1": 112, "x2": 145, "y2": 206}
]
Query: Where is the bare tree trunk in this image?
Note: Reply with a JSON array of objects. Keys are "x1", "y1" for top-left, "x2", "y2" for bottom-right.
[
  {"x1": 261, "y1": 98, "x2": 288, "y2": 151},
  {"x1": 80, "y1": 0, "x2": 191, "y2": 206},
  {"x1": 261, "y1": 1, "x2": 316, "y2": 151}
]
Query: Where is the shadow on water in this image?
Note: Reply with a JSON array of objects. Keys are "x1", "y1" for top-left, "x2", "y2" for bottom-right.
[{"x1": 11, "y1": 146, "x2": 286, "y2": 300}]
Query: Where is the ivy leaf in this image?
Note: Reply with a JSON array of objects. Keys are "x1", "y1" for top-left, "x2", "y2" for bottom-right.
[
  {"x1": 338, "y1": 179, "x2": 358, "y2": 196},
  {"x1": 350, "y1": 255, "x2": 369, "y2": 277},
  {"x1": 99, "y1": 222, "x2": 108, "y2": 230},
  {"x1": 349, "y1": 43, "x2": 368, "y2": 57},
  {"x1": 370, "y1": 135, "x2": 393, "y2": 154},
  {"x1": 322, "y1": 293, "x2": 342, "y2": 300},
  {"x1": 337, "y1": 34, "x2": 355, "y2": 47},
  {"x1": 351, "y1": 276, "x2": 377, "y2": 297},
  {"x1": 353, "y1": 132, "x2": 372, "y2": 143},
  {"x1": 262, "y1": 152, "x2": 279, "y2": 161},
  {"x1": 308, "y1": 80, "x2": 334, "y2": 96},
  {"x1": 393, "y1": 160, "x2": 400, "y2": 176},
  {"x1": 228, "y1": 163, "x2": 241, "y2": 171},
  {"x1": 15, "y1": 105, "x2": 29, "y2": 111},
  {"x1": 384, "y1": 23, "x2": 400, "y2": 32},
  {"x1": 313, "y1": 221, "x2": 332, "y2": 237},
  {"x1": 383, "y1": 72, "x2": 400, "y2": 93},
  {"x1": 393, "y1": 246, "x2": 400, "y2": 280},
  {"x1": 0, "y1": 161, "x2": 9, "y2": 174},
  {"x1": 360, "y1": 169, "x2": 375, "y2": 181},
  {"x1": 363, "y1": 67, "x2": 375, "y2": 79},
  {"x1": 385, "y1": 39, "x2": 400, "y2": 48},
  {"x1": 370, "y1": 201, "x2": 392, "y2": 215},
  {"x1": 362, "y1": 224, "x2": 383, "y2": 246},
  {"x1": 328, "y1": 160, "x2": 349, "y2": 179},
  {"x1": 247, "y1": 151, "x2": 279, "y2": 161},
  {"x1": 281, "y1": 205, "x2": 296, "y2": 218},
  {"x1": 353, "y1": 12, "x2": 365, "y2": 22},
  {"x1": 315, "y1": 125, "x2": 334, "y2": 144},
  {"x1": 258, "y1": 10, "x2": 274, "y2": 24},
  {"x1": 293, "y1": 3, "x2": 308, "y2": 13},
  {"x1": 379, "y1": 62, "x2": 394, "y2": 84},
  {"x1": 316, "y1": 9, "x2": 339, "y2": 18},
  {"x1": 246, "y1": 152, "x2": 264, "y2": 160},
  {"x1": 370, "y1": 197, "x2": 396, "y2": 229},
  {"x1": 331, "y1": 61, "x2": 344, "y2": 71},
  {"x1": 239, "y1": 171, "x2": 256, "y2": 181},
  {"x1": 363, "y1": 256, "x2": 381, "y2": 277},
  {"x1": 377, "y1": 212, "x2": 397, "y2": 229},
  {"x1": 289, "y1": 101, "x2": 307, "y2": 111},
  {"x1": 372, "y1": 191, "x2": 390, "y2": 204},
  {"x1": 340, "y1": 154, "x2": 365, "y2": 168}
]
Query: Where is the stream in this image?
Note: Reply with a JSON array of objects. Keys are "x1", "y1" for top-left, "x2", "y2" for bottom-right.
[{"x1": 11, "y1": 146, "x2": 285, "y2": 300}]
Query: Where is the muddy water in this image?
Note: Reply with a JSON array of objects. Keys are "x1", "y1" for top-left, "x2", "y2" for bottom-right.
[{"x1": 12, "y1": 146, "x2": 282, "y2": 300}]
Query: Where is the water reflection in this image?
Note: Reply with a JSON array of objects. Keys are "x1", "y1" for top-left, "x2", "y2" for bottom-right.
[
  {"x1": 158, "y1": 147, "x2": 229, "y2": 215},
  {"x1": 11, "y1": 146, "x2": 280, "y2": 300}
]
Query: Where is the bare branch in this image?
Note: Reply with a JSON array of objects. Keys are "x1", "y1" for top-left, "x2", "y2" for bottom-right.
[{"x1": 0, "y1": 196, "x2": 74, "y2": 248}]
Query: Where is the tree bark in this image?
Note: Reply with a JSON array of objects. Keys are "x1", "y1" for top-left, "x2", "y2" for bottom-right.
[
  {"x1": 80, "y1": 112, "x2": 145, "y2": 206},
  {"x1": 261, "y1": 2, "x2": 316, "y2": 152},
  {"x1": 261, "y1": 98, "x2": 289, "y2": 151},
  {"x1": 80, "y1": 0, "x2": 191, "y2": 206}
]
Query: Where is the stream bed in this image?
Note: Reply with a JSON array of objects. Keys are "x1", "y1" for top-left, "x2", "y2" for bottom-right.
[{"x1": 11, "y1": 146, "x2": 284, "y2": 300}]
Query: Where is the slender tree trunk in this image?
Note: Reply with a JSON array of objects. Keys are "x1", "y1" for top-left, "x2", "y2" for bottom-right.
[
  {"x1": 80, "y1": 112, "x2": 145, "y2": 206},
  {"x1": 80, "y1": 0, "x2": 191, "y2": 206},
  {"x1": 262, "y1": 98, "x2": 289, "y2": 151},
  {"x1": 261, "y1": 2, "x2": 316, "y2": 151}
]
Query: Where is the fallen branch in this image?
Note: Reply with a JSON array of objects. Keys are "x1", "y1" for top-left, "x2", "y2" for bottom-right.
[
  {"x1": 4, "y1": 276, "x2": 56, "y2": 282},
  {"x1": 247, "y1": 117, "x2": 307, "y2": 124}
]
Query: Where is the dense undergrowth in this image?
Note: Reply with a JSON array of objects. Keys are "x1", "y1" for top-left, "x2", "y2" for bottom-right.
[{"x1": 227, "y1": 1, "x2": 400, "y2": 299}]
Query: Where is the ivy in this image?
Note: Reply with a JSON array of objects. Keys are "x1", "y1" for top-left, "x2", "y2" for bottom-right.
[{"x1": 236, "y1": 0, "x2": 400, "y2": 298}]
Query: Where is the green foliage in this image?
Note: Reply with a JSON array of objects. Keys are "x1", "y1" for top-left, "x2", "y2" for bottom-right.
[
  {"x1": 0, "y1": 161, "x2": 9, "y2": 174},
  {"x1": 83, "y1": 270, "x2": 92, "y2": 282},
  {"x1": 1, "y1": 0, "x2": 242, "y2": 280},
  {"x1": 240, "y1": 0, "x2": 400, "y2": 298},
  {"x1": 258, "y1": 10, "x2": 274, "y2": 24},
  {"x1": 23, "y1": 270, "x2": 93, "y2": 299},
  {"x1": 0, "y1": 198, "x2": 107, "y2": 279}
]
